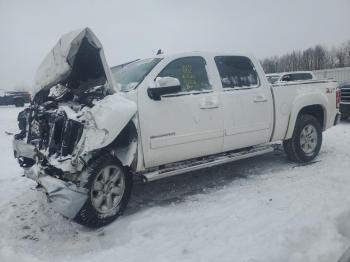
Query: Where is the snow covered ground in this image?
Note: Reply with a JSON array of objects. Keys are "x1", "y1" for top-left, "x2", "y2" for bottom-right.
[{"x1": 0, "y1": 106, "x2": 350, "y2": 262}]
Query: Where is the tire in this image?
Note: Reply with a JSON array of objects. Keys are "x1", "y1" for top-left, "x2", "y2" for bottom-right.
[
  {"x1": 14, "y1": 99, "x2": 25, "y2": 107},
  {"x1": 74, "y1": 153, "x2": 133, "y2": 228},
  {"x1": 283, "y1": 114, "x2": 322, "y2": 163}
]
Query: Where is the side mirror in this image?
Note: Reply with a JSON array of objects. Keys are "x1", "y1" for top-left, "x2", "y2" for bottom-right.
[{"x1": 147, "y1": 77, "x2": 181, "y2": 101}]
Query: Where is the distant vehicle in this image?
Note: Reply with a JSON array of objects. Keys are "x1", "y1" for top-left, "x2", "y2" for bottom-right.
[
  {"x1": 339, "y1": 82, "x2": 350, "y2": 120},
  {"x1": 266, "y1": 71, "x2": 316, "y2": 84},
  {"x1": 0, "y1": 90, "x2": 31, "y2": 107}
]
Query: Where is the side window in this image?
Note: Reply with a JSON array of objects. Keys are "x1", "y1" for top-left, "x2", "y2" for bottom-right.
[
  {"x1": 214, "y1": 56, "x2": 259, "y2": 89},
  {"x1": 158, "y1": 57, "x2": 211, "y2": 92}
]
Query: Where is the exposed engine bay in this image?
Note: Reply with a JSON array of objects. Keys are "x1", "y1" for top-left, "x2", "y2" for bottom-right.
[
  {"x1": 12, "y1": 28, "x2": 138, "y2": 219},
  {"x1": 14, "y1": 28, "x2": 115, "y2": 178}
]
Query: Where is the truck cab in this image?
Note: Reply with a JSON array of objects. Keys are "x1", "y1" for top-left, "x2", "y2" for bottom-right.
[{"x1": 112, "y1": 53, "x2": 274, "y2": 168}]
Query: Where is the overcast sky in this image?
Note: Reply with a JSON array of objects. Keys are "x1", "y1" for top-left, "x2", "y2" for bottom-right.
[{"x1": 0, "y1": 0, "x2": 349, "y2": 90}]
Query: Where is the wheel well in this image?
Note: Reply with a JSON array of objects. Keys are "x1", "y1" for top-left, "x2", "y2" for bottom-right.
[
  {"x1": 108, "y1": 120, "x2": 138, "y2": 169},
  {"x1": 298, "y1": 105, "x2": 325, "y2": 129}
]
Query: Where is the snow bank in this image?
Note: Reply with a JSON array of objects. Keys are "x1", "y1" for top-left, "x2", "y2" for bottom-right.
[{"x1": 0, "y1": 106, "x2": 350, "y2": 262}]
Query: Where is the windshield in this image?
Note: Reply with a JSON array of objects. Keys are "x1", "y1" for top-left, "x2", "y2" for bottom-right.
[
  {"x1": 266, "y1": 75, "x2": 280, "y2": 84},
  {"x1": 111, "y1": 58, "x2": 162, "y2": 92}
]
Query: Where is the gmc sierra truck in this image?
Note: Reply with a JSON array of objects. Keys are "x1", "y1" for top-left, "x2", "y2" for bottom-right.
[{"x1": 13, "y1": 28, "x2": 340, "y2": 227}]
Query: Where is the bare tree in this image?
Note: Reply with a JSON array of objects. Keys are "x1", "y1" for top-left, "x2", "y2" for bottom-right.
[{"x1": 261, "y1": 40, "x2": 350, "y2": 73}]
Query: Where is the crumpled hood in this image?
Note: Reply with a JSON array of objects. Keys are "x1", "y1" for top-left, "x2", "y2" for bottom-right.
[{"x1": 33, "y1": 27, "x2": 116, "y2": 95}]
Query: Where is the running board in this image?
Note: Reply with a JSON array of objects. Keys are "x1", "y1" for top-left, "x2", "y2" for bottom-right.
[{"x1": 141, "y1": 145, "x2": 274, "y2": 182}]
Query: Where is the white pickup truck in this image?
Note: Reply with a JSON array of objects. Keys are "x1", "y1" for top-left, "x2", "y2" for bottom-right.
[{"x1": 13, "y1": 28, "x2": 340, "y2": 227}]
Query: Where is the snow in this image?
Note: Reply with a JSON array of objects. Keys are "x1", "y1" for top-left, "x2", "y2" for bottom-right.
[{"x1": 1, "y1": 106, "x2": 350, "y2": 262}]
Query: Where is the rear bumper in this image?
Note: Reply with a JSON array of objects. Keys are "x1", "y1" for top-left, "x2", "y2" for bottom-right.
[{"x1": 13, "y1": 138, "x2": 87, "y2": 219}]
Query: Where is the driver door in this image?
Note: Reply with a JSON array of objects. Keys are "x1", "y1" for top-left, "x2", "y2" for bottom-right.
[{"x1": 138, "y1": 56, "x2": 224, "y2": 168}]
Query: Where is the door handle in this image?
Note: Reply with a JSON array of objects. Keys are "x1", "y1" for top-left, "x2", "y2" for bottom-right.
[
  {"x1": 200, "y1": 96, "x2": 219, "y2": 109},
  {"x1": 253, "y1": 95, "x2": 268, "y2": 103}
]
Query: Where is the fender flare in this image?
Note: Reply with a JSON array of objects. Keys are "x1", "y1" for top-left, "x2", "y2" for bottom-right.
[{"x1": 285, "y1": 93, "x2": 328, "y2": 139}]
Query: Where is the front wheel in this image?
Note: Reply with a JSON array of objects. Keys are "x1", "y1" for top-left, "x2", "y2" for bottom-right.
[
  {"x1": 74, "y1": 154, "x2": 132, "y2": 228},
  {"x1": 283, "y1": 114, "x2": 322, "y2": 163}
]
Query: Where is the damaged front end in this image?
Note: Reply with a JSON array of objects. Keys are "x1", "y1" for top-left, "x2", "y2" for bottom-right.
[{"x1": 13, "y1": 28, "x2": 137, "y2": 219}]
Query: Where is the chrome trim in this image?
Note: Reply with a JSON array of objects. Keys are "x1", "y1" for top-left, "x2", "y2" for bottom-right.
[{"x1": 142, "y1": 145, "x2": 273, "y2": 182}]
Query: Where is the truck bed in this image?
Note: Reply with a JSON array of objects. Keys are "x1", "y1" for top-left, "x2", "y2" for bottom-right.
[{"x1": 270, "y1": 80, "x2": 339, "y2": 142}]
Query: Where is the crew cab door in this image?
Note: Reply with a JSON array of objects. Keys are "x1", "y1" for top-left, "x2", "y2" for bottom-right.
[
  {"x1": 138, "y1": 56, "x2": 224, "y2": 168},
  {"x1": 214, "y1": 56, "x2": 273, "y2": 151}
]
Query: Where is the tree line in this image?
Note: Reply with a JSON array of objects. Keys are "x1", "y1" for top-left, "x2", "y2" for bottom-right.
[{"x1": 261, "y1": 40, "x2": 350, "y2": 73}]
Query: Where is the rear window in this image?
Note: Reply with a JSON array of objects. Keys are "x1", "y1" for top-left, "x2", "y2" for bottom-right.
[{"x1": 214, "y1": 56, "x2": 259, "y2": 89}]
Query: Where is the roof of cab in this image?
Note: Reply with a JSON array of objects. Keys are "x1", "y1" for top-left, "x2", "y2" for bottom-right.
[
  {"x1": 112, "y1": 51, "x2": 257, "y2": 68},
  {"x1": 154, "y1": 51, "x2": 253, "y2": 59}
]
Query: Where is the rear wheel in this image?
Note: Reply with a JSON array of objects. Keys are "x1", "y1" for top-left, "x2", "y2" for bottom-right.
[
  {"x1": 283, "y1": 114, "x2": 322, "y2": 163},
  {"x1": 74, "y1": 154, "x2": 132, "y2": 228}
]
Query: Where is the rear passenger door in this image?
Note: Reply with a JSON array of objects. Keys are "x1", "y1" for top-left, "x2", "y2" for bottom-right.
[{"x1": 214, "y1": 56, "x2": 273, "y2": 151}]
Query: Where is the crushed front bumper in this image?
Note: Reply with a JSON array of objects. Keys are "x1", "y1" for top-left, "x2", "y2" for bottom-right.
[
  {"x1": 25, "y1": 166, "x2": 87, "y2": 219},
  {"x1": 13, "y1": 138, "x2": 87, "y2": 219}
]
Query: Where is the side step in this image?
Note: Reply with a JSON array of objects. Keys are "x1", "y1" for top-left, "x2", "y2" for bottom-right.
[{"x1": 141, "y1": 145, "x2": 274, "y2": 182}]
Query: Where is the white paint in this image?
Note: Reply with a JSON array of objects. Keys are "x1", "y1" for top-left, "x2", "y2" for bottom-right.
[
  {"x1": 80, "y1": 93, "x2": 137, "y2": 152},
  {"x1": 33, "y1": 28, "x2": 116, "y2": 94}
]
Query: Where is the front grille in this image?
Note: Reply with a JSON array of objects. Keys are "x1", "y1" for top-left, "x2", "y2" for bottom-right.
[
  {"x1": 27, "y1": 109, "x2": 51, "y2": 149},
  {"x1": 48, "y1": 112, "x2": 83, "y2": 157},
  {"x1": 341, "y1": 87, "x2": 350, "y2": 103},
  {"x1": 27, "y1": 107, "x2": 83, "y2": 158},
  {"x1": 59, "y1": 119, "x2": 83, "y2": 156}
]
